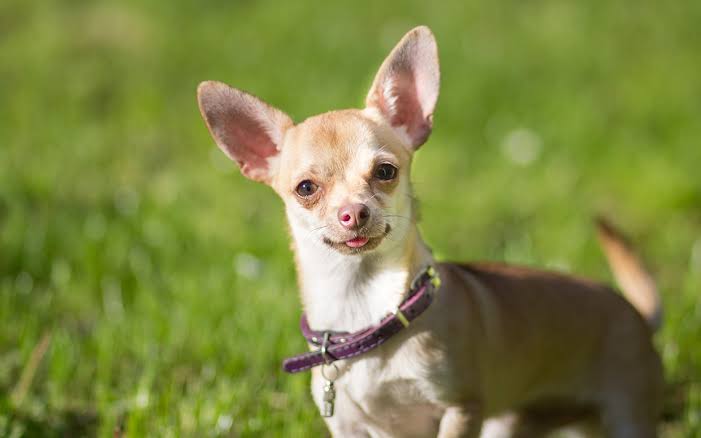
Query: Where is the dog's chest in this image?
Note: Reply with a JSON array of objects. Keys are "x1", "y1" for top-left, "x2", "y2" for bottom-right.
[{"x1": 313, "y1": 333, "x2": 445, "y2": 437}]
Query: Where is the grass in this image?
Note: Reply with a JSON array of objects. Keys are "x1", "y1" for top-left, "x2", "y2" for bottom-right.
[{"x1": 1, "y1": 0, "x2": 700, "y2": 436}]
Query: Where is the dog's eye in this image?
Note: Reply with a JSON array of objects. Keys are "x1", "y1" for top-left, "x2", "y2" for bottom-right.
[
  {"x1": 296, "y1": 180, "x2": 318, "y2": 197},
  {"x1": 374, "y1": 163, "x2": 397, "y2": 181}
]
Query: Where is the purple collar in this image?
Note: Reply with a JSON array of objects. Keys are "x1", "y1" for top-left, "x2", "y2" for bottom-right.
[{"x1": 282, "y1": 266, "x2": 441, "y2": 373}]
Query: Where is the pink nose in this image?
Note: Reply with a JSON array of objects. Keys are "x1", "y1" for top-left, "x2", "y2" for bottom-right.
[{"x1": 337, "y1": 203, "x2": 370, "y2": 230}]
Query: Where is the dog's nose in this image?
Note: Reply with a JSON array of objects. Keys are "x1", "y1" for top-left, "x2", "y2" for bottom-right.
[{"x1": 338, "y1": 203, "x2": 370, "y2": 230}]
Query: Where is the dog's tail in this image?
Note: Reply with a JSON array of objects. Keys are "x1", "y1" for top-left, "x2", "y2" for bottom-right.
[{"x1": 596, "y1": 217, "x2": 662, "y2": 331}]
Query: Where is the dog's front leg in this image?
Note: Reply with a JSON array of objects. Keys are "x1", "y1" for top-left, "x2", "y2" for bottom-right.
[{"x1": 437, "y1": 404, "x2": 483, "y2": 438}]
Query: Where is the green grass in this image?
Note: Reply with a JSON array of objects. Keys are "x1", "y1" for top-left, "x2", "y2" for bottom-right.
[{"x1": 1, "y1": 0, "x2": 700, "y2": 436}]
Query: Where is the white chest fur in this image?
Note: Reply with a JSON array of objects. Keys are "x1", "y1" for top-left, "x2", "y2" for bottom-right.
[{"x1": 311, "y1": 332, "x2": 445, "y2": 437}]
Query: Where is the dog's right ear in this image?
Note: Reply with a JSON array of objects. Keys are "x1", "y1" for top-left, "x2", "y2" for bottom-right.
[{"x1": 197, "y1": 81, "x2": 293, "y2": 184}]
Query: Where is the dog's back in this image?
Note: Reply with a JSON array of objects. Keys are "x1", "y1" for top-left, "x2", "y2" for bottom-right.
[{"x1": 432, "y1": 221, "x2": 663, "y2": 434}]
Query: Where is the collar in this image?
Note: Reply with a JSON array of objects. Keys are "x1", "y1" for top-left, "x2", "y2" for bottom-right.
[{"x1": 282, "y1": 265, "x2": 441, "y2": 373}]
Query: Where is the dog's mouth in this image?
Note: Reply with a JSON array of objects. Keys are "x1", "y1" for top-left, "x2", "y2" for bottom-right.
[
  {"x1": 322, "y1": 224, "x2": 391, "y2": 254},
  {"x1": 345, "y1": 236, "x2": 370, "y2": 248}
]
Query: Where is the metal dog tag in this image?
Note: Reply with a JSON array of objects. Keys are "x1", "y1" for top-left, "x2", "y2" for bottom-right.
[{"x1": 321, "y1": 380, "x2": 336, "y2": 417}]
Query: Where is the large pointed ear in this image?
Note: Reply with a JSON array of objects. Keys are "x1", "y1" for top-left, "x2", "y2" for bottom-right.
[
  {"x1": 366, "y1": 26, "x2": 440, "y2": 150},
  {"x1": 197, "y1": 81, "x2": 293, "y2": 184}
]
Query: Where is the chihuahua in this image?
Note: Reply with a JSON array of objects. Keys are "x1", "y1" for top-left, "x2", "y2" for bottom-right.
[{"x1": 197, "y1": 26, "x2": 663, "y2": 437}]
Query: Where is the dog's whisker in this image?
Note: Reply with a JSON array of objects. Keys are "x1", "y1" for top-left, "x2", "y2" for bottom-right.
[
  {"x1": 382, "y1": 214, "x2": 411, "y2": 219},
  {"x1": 382, "y1": 214, "x2": 414, "y2": 225},
  {"x1": 309, "y1": 224, "x2": 329, "y2": 234}
]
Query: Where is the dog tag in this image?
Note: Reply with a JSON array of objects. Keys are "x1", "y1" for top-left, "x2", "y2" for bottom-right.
[{"x1": 321, "y1": 380, "x2": 336, "y2": 417}]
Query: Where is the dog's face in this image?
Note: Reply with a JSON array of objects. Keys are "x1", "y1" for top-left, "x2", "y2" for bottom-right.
[
  {"x1": 273, "y1": 110, "x2": 414, "y2": 255},
  {"x1": 197, "y1": 26, "x2": 439, "y2": 256}
]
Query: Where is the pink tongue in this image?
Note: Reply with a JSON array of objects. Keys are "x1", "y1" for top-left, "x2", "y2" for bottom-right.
[{"x1": 345, "y1": 237, "x2": 369, "y2": 248}]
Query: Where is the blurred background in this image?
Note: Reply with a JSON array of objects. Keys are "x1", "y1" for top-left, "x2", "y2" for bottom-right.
[{"x1": 1, "y1": 0, "x2": 700, "y2": 436}]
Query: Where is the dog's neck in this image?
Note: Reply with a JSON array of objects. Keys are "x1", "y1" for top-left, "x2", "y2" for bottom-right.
[{"x1": 290, "y1": 222, "x2": 433, "y2": 333}]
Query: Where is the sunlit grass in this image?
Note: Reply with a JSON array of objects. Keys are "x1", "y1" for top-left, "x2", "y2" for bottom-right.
[{"x1": 1, "y1": 0, "x2": 699, "y2": 435}]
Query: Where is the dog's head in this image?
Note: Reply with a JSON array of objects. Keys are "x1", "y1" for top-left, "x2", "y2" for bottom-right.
[{"x1": 198, "y1": 26, "x2": 439, "y2": 256}]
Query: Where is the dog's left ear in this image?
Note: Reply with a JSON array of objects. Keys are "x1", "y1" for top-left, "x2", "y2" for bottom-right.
[{"x1": 366, "y1": 26, "x2": 440, "y2": 150}]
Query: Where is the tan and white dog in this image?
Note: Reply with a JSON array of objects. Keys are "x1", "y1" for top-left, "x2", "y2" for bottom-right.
[{"x1": 197, "y1": 26, "x2": 663, "y2": 437}]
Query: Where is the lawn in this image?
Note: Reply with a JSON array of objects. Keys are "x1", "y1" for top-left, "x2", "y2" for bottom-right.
[{"x1": 1, "y1": 0, "x2": 700, "y2": 436}]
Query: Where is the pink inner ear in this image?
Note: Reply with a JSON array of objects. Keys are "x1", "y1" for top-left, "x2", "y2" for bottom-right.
[
  {"x1": 379, "y1": 71, "x2": 432, "y2": 147},
  {"x1": 198, "y1": 82, "x2": 292, "y2": 183},
  {"x1": 366, "y1": 26, "x2": 439, "y2": 149},
  {"x1": 215, "y1": 108, "x2": 279, "y2": 174}
]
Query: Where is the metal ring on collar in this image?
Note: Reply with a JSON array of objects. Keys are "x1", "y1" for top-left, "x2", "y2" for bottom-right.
[
  {"x1": 321, "y1": 362, "x2": 339, "y2": 381},
  {"x1": 320, "y1": 332, "x2": 332, "y2": 364},
  {"x1": 410, "y1": 265, "x2": 430, "y2": 291}
]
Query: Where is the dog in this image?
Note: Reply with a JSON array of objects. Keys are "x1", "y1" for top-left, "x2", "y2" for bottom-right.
[{"x1": 197, "y1": 26, "x2": 663, "y2": 437}]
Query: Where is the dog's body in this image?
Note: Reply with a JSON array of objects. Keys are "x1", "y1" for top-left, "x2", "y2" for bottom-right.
[{"x1": 198, "y1": 26, "x2": 663, "y2": 437}]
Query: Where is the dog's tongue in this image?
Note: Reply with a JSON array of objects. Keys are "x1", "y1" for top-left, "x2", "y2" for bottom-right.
[{"x1": 345, "y1": 236, "x2": 369, "y2": 248}]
